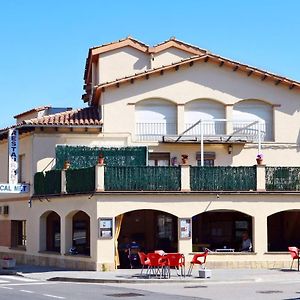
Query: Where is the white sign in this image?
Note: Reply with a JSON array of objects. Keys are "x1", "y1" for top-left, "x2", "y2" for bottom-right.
[
  {"x1": 8, "y1": 129, "x2": 19, "y2": 184},
  {"x1": 0, "y1": 183, "x2": 30, "y2": 194}
]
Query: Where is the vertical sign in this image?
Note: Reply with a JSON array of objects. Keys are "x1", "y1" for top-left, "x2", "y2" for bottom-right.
[
  {"x1": 179, "y1": 218, "x2": 192, "y2": 239},
  {"x1": 8, "y1": 129, "x2": 18, "y2": 184}
]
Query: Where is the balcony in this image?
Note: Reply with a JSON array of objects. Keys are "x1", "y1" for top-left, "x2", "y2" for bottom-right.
[
  {"x1": 33, "y1": 164, "x2": 300, "y2": 196},
  {"x1": 136, "y1": 120, "x2": 269, "y2": 142}
]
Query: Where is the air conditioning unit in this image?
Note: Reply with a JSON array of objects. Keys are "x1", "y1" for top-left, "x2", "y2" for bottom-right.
[{"x1": 3, "y1": 206, "x2": 9, "y2": 215}]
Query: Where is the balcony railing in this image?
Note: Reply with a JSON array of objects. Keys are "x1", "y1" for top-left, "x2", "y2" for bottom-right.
[
  {"x1": 104, "y1": 166, "x2": 181, "y2": 191},
  {"x1": 266, "y1": 167, "x2": 300, "y2": 191},
  {"x1": 136, "y1": 120, "x2": 270, "y2": 142},
  {"x1": 190, "y1": 166, "x2": 257, "y2": 191},
  {"x1": 33, "y1": 165, "x2": 300, "y2": 196},
  {"x1": 136, "y1": 122, "x2": 177, "y2": 141}
]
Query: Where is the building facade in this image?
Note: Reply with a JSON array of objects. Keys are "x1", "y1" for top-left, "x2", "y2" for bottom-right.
[{"x1": 0, "y1": 37, "x2": 300, "y2": 270}]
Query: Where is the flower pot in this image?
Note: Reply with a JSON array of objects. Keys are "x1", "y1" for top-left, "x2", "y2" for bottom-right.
[
  {"x1": 98, "y1": 157, "x2": 104, "y2": 165},
  {"x1": 1, "y1": 258, "x2": 16, "y2": 269},
  {"x1": 181, "y1": 155, "x2": 189, "y2": 165},
  {"x1": 256, "y1": 158, "x2": 263, "y2": 165}
]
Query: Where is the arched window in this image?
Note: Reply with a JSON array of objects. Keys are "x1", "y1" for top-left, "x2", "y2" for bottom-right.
[
  {"x1": 184, "y1": 100, "x2": 225, "y2": 135},
  {"x1": 72, "y1": 211, "x2": 90, "y2": 256},
  {"x1": 135, "y1": 99, "x2": 177, "y2": 141},
  {"x1": 233, "y1": 100, "x2": 273, "y2": 141}
]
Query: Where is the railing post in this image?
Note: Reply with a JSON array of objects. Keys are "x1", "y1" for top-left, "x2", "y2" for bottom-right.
[
  {"x1": 95, "y1": 164, "x2": 105, "y2": 192},
  {"x1": 181, "y1": 165, "x2": 191, "y2": 192},
  {"x1": 256, "y1": 164, "x2": 266, "y2": 191},
  {"x1": 61, "y1": 170, "x2": 67, "y2": 194}
]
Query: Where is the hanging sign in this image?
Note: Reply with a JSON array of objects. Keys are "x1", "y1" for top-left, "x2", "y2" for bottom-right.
[
  {"x1": 8, "y1": 129, "x2": 19, "y2": 184},
  {"x1": 0, "y1": 183, "x2": 30, "y2": 194}
]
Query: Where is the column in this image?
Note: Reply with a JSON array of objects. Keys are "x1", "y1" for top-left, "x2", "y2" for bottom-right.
[
  {"x1": 95, "y1": 164, "x2": 105, "y2": 192},
  {"x1": 253, "y1": 214, "x2": 268, "y2": 255},
  {"x1": 225, "y1": 104, "x2": 233, "y2": 134},
  {"x1": 177, "y1": 104, "x2": 185, "y2": 134},
  {"x1": 181, "y1": 165, "x2": 191, "y2": 192},
  {"x1": 256, "y1": 164, "x2": 266, "y2": 191}
]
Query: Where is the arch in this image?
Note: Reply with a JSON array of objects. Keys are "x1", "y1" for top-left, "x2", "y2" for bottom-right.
[
  {"x1": 135, "y1": 98, "x2": 177, "y2": 141},
  {"x1": 267, "y1": 210, "x2": 300, "y2": 251},
  {"x1": 135, "y1": 97, "x2": 178, "y2": 106},
  {"x1": 192, "y1": 210, "x2": 253, "y2": 252},
  {"x1": 184, "y1": 99, "x2": 226, "y2": 136},
  {"x1": 70, "y1": 210, "x2": 90, "y2": 256},
  {"x1": 117, "y1": 209, "x2": 178, "y2": 268},
  {"x1": 39, "y1": 210, "x2": 61, "y2": 253},
  {"x1": 233, "y1": 99, "x2": 273, "y2": 141}
]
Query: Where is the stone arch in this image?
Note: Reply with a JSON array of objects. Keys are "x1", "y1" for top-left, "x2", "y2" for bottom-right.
[
  {"x1": 267, "y1": 209, "x2": 300, "y2": 251},
  {"x1": 233, "y1": 99, "x2": 273, "y2": 141},
  {"x1": 39, "y1": 210, "x2": 61, "y2": 253},
  {"x1": 117, "y1": 209, "x2": 178, "y2": 268},
  {"x1": 184, "y1": 98, "x2": 226, "y2": 135},
  {"x1": 65, "y1": 210, "x2": 91, "y2": 256},
  {"x1": 192, "y1": 209, "x2": 253, "y2": 252},
  {"x1": 135, "y1": 98, "x2": 177, "y2": 141}
]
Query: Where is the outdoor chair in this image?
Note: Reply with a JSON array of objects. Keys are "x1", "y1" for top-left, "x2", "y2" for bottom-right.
[
  {"x1": 288, "y1": 246, "x2": 299, "y2": 270},
  {"x1": 164, "y1": 253, "x2": 185, "y2": 278},
  {"x1": 146, "y1": 252, "x2": 165, "y2": 277},
  {"x1": 187, "y1": 250, "x2": 208, "y2": 276},
  {"x1": 138, "y1": 252, "x2": 150, "y2": 275}
]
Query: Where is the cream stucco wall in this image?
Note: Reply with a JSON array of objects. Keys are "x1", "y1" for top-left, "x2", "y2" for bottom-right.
[
  {"x1": 151, "y1": 47, "x2": 193, "y2": 68},
  {"x1": 98, "y1": 47, "x2": 150, "y2": 84}
]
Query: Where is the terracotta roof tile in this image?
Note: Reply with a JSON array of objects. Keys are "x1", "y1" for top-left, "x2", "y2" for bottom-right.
[{"x1": 14, "y1": 105, "x2": 51, "y2": 119}]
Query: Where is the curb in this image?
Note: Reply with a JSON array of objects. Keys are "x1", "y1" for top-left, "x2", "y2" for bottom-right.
[{"x1": 47, "y1": 276, "x2": 203, "y2": 284}]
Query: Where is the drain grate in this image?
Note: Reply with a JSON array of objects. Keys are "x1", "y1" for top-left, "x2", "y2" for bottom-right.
[
  {"x1": 256, "y1": 290, "x2": 283, "y2": 294},
  {"x1": 105, "y1": 293, "x2": 144, "y2": 298}
]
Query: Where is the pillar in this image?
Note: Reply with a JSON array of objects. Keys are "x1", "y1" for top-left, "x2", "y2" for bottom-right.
[
  {"x1": 256, "y1": 164, "x2": 266, "y2": 191},
  {"x1": 177, "y1": 104, "x2": 185, "y2": 134},
  {"x1": 225, "y1": 104, "x2": 233, "y2": 134},
  {"x1": 95, "y1": 164, "x2": 105, "y2": 192},
  {"x1": 181, "y1": 165, "x2": 191, "y2": 192}
]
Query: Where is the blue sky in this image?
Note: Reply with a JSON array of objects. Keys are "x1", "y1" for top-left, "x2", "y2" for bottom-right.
[{"x1": 0, "y1": 0, "x2": 299, "y2": 128}]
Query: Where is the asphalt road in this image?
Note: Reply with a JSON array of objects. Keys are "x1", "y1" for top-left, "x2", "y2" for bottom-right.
[
  {"x1": 0, "y1": 275, "x2": 199, "y2": 300},
  {"x1": 2, "y1": 275, "x2": 300, "y2": 299}
]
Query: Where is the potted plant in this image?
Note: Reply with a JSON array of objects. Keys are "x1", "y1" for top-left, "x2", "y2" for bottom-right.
[
  {"x1": 181, "y1": 154, "x2": 189, "y2": 165},
  {"x1": 98, "y1": 153, "x2": 104, "y2": 165},
  {"x1": 1, "y1": 256, "x2": 16, "y2": 269},
  {"x1": 63, "y1": 160, "x2": 71, "y2": 170},
  {"x1": 256, "y1": 154, "x2": 263, "y2": 165}
]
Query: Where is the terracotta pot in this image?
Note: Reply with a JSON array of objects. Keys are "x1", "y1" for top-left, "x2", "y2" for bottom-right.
[
  {"x1": 63, "y1": 161, "x2": 71, "y2": 170},
  {"x1": 98, "y1": 157, "x2": 104, "y2": 165},
  {"x1": 181, "y1": 155, "x2": 189, "y2": 165},
  {"x1": 256, "y1": 158, "x2": 263, "y2": 165}
]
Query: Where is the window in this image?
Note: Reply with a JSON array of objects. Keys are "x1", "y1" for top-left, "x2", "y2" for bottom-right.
[
  {"x1": 196, "y1": 152, "x2": 216, "y2": 167},
  {"x1": 148, "y1": 152, "x2": 170, "y2": 166},
  {"x1": 11, "y1": 220, "x2": 26, "y2": 248}
]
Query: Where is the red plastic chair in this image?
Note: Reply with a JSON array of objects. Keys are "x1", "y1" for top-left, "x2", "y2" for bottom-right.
[
  {"x1": 138, "y1": 252, "x2": 150, "y2": 275},
  {"x1": 187, "y1": 250, "x2": 208, "y2": 276},
  {"x1": 288, "y1": 246, "x2": 300, "y2": 270},
  {"x1": 147, "y1": 253, "x2": 165, "y2": 277},
  {"x1": 164, "y1": 253, "x2": 185, "y2": 278}
]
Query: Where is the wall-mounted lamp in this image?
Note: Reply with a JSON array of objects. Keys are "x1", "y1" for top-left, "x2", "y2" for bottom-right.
[{"x1": 228, "y1": 144, "x2": 233, "y2": 154}]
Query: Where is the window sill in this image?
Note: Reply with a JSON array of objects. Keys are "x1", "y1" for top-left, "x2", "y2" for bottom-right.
[
  {"x1": 38, "y1": 251, "x2": 61, "y2": 255},
  {"x1": 9, "y1": 246, "x2": 26, "y2": 252},
  {"x1": 264, "y1": 251, "x2": 289, "y2": 255},
  {"x1": 64, "y1": 253, "x2": 91, "y2": 258}
]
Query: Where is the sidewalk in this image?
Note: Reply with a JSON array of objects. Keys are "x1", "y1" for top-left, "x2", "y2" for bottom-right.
[{"x1": 2, "y1": 265, "x2": 300, "y2": 284}]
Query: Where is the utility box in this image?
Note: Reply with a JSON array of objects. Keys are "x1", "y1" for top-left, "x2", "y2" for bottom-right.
[{"x1": 199, "y1": 269, "x2": 211, "y2": 278}]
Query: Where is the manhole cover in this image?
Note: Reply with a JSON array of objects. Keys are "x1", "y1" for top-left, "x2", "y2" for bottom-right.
[
  {"x1": 105, "y1": 293, "x2": 144, "y2": 298},
  {"x1": 184, "y1": 285, "x2": 208, "y2": 288},
  {"x1": 256, "y1": 290, "x2": 283, "y2": 294}
]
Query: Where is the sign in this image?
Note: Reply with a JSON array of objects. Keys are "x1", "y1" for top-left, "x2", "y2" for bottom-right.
[
  {"x1": 0, "y1": 183, "x2": 30, "y2": 194},
  {"x1": 98, "y1": 218, "x2": 113, "y2": 239},
  {"x1": 179, "y1": 218, "x2": 192, "y2": 239},
  {"x1": 8, "y1": 129, "x2": 19, "y2": 184}
]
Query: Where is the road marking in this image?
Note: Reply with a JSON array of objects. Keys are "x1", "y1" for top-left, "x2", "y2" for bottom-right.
[
  {"x1": 42, "y1": 294, "x2": 65, "y2": 299},
  {"x1": 2, "y1": 282, "x2": 57, "y2": 286},
  {"x1": 0, "y1": 286, "x2": 13, "y2": 290},
  {"x1": 20, "y1": 289, "x2": 35, "y2": 293},
  {"x1": 0, "y1": 275, "x2": 37, "y2": 282}
]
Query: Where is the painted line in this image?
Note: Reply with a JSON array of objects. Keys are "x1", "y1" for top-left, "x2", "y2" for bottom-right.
[
  {"x1": 2, "y1": 282, "x2": 58, "y2": 286},
  {"x1": 42, "y1": 294, "x2": 65, "y2": 299},
  {"x1": 0, "y1": 275, "x2": 38, "y2": 282},
  {"x1": 0, "y1": 286, "x2": 13, "y2": 290},
  {"x1": 0, "y1": 280, "x2": 9, "y2": 284},
  {"x1": 20, "y1": 289, "x2": 35, "y2": 294}
]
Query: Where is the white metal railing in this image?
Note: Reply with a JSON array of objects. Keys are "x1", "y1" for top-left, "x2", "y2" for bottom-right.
[
  {"x1": 136, "y1": 123, "x2": 177, "y2": 141},
  {"x1": 136, "y1": 120, "x2": 270, "y2": 142}
]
